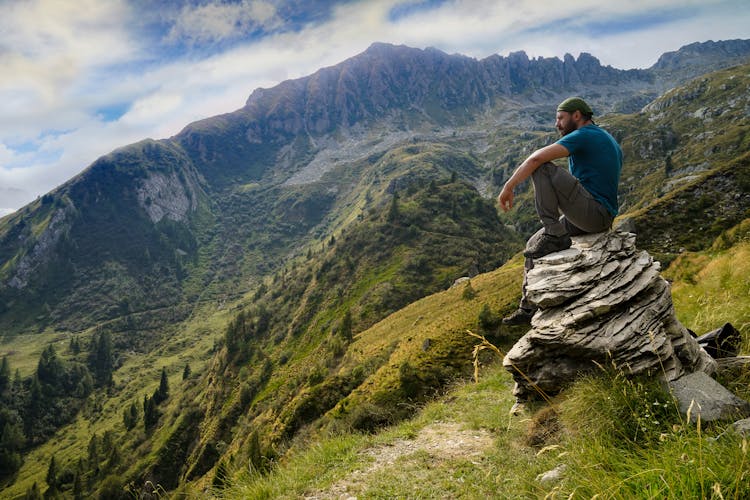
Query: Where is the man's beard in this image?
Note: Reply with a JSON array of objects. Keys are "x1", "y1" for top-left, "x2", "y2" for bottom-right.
[{"x1": 558, "y1": 122, "x2": 576, "y2": 136}]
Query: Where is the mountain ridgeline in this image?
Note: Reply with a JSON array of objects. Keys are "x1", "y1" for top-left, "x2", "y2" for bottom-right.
[{"x1": 1, "y1": 40, "x2": 750, "y2": 496}]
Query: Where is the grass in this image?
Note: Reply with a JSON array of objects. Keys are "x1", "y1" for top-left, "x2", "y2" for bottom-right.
[
  {"x1": 217, "y1": 357, "x2": 749, "y2": 500},
  {"x1": 5, "y1": 223, "x2": 748, "y2": 499},
  {"x1": 0, "y1": 331, "x2": 70, "y2": 378},
  {"x1": 220, "y1": 363, "x2": 524, "y2": 499},
  {"x1": 666, "y1": 238, "x2": 750, "y2": 339},
  {"x1": 1, "y1": 298, "x2": 232, "y2": 499},
  {"x1": 212, "y1": 228, "x2": 750, "y2": 500}
]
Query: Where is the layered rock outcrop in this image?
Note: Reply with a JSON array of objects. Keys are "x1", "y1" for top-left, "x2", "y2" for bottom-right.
[{"x1": 503, "y1": 231, "x2": 716, "y2": 400}]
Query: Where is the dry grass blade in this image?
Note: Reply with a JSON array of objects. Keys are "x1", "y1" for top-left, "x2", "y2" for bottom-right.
[{"x1": 466, "y1": 330, "x2": 552, "y2": 404}]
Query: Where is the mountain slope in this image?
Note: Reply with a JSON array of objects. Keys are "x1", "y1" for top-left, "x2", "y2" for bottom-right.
[
  {"x1": 3, "y1": 40, "x2": 749, "y2": 336},
  {"x1": 1, "y1": 40, "x2": 750, "y2": 497},
  {"x1": 611, "y1": 62, "x2": 750, "y2": 259}
]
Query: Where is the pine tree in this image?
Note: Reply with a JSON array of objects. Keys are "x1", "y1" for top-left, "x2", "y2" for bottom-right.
[
  {"x1": 461, "y1": 280, "x2": 477, "y2": 300},
  {"x1": 87, "y1": 434, "x2": 99, "y2": 470},
  {"x1": 123, "y1": 401, "x2": 139, "y2": 430},
  {"x1": 387, "y1": 193, "x2": 400, "y2": 222},
  {"x1": 72, "y1": 470, "x2": 84, "y2": 500},
  {"x1": 247, "y1": 430, "x2": 263, "y2": 473},
  {"x1": 101, "y1": 430, "x2": 114, "y2": 456},
  {"x1": 26, "y1": 376, "x2": 43, "y2": 436},
  {"x1": 153, "y1": 367, "x2": 169, "y2": 404},
  {"x1": 107, "y1": 445, "x2": 121, "y2": 469},
  {"x1": 143, "y1": 395, "x2": 159, "y2": 430},
  {"x1": 89, "y1": 331, "x2": 114, "y2": 387},
  {"x1": 37, "y1": 345, "x2": 64, "y2": 387},
  {"x1": 24, "y1": 482, "x2": 42, "y2": 500},
  {"x1": 339, "y1": 309, "x2": 353, "y2": 342},
  {"x1": 0, "y1": 355, "x2": 10, "y2": 391},
  {"x1": 182, "y1": 363, "x2": 192, "y2": 381},
  {"x1": 46, "y1": 454, "x2": 58, "y2": 491},
  {"x1": 0, "y1": 422, "x2": 25, "y2": 478},
  {"x1": 69, "y1": 335, "x2": 81, "y2": 355}
]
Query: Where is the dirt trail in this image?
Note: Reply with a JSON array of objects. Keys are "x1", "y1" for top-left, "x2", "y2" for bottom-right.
[{"x1": 304, "y1": 421, "x2": 494, "y2": 499}]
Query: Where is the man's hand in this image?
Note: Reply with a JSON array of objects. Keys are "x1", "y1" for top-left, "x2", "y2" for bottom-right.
[
  {"x1": 498, "y1": 184, "x2": 514, "y2": 212},
  {"x1": 496, "y1": 143, "x2": 569, "y2": 213}
]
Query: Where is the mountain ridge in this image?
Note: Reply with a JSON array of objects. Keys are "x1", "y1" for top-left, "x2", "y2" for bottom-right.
[
  {"x1": 1, "y1": 39, "x2": 750, "y2": 497},
  {"x1": 2, "y1": 38, "x2": 750, "y2": 333}
]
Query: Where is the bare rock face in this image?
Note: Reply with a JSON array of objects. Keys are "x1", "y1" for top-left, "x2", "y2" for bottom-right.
[
  {"x1": 136, "y1": 170, "x2": 198, "y2": 223},
  {"x1": 503, "y1": 231, "x2": 716, "y2": 399},
  {"x1": 8, "y1": 204, "x2": 73, "y2": 290}
]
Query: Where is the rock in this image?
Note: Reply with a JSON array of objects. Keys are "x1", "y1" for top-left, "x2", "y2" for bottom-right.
[
  {"x1": 536, "y1": 464, "x2": 567, "y2": 485},
  {"x1": 694, "y1": 323, "x2": 742, "y2": 358},
  {"x1": 7, "y1": 205, "x2": 72, "y2": 290},
  {"x1": 730, "y1": 418, "x2": 750, "y2": 436},
  {"x1": 503, "y1": 231, "x2": 716, "y2": 400},
  {"x1": 136, "y1": 170, "x2": 198, "y2": 223},
  {"x1": 452, "y1": 276, "x2": 471, "y2": 288},
  {"x1": 668, "y1": 371, "x2": 750, "y2": 422},
  {"x1": 613, "y1": 217, "x2": 637, "y2": 234}
]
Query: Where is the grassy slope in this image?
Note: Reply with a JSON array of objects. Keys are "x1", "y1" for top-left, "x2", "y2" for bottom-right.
[
  {"x1": 3, "y1": 60, "x2": 750, "y2": 498},
  {"x1": 218, "y1": 223, "x2": 750, "y2": 499},
  {"x1": 1, "y1": 300, "x2": 235, "y2": 498},
  {"x1": 223, "y1": 362, "x2": 749, "y2": 499},
  {"x1": 664, "y1": 218, "x2": 750, "y2": 341}
]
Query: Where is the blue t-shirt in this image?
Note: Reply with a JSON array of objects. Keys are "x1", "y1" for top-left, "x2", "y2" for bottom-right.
[{"x1": 556, "y1": 124, "x2": 622, "y2": 216}]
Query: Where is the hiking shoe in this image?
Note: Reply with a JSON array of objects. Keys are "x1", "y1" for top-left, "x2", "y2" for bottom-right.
[
  {"x1": 502, "y1": 307, "x2": 536, "y2": 326},
  {"x1": 523, "y1": 233, "x2": 572, "y2": 259}
]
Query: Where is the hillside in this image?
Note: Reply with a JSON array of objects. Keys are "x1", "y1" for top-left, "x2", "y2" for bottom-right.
[
  {"x1": 2, "y1": 40, "x2": 749, "y2": 336},
  {"x1": 1, "y1": 40, "x2": 750, "y2": 497},
  {"x1": 219, "y1": 221, "x2": 750, "y2": 498}
]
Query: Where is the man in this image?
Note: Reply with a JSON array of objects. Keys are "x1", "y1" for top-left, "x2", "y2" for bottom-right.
[{"x1": 498, "y1": 97, "x2": 622, "y2": 325}]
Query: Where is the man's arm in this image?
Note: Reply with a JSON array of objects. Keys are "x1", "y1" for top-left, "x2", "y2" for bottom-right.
[{"x1": 497, "y1": 143, "x2": 569, "y2": 212}]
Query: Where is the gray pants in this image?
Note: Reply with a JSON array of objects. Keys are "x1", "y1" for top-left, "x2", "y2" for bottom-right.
[{"x1": 520, "y1": 162, "x2": 613, "y2": 310}]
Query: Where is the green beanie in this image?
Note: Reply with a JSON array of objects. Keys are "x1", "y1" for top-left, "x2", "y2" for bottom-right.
[{"x1": 557, "y1": 97, "x2": 593, "y2": 116}]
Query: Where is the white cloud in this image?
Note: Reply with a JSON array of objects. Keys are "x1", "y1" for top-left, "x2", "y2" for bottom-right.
[
  {"x1": 1, "y1": 0, "x2": 748, "y2": 212},
  {"x1": 0, "y1": 0, "x2": 136, "y2": 142},
  {"x1": 167, "y1": 0, "x2": 279, "y2": 45}
]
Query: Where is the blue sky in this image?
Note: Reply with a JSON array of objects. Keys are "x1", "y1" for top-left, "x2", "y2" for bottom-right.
[{"x1": 1, "y1": 0, "x2": 748, "y2": 216}]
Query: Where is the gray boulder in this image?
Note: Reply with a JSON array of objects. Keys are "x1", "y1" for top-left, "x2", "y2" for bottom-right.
[
  {"x1": 668, "y1": 371, "x2": 750, "y2": 422},
  {"x1": 504, "y1": 231, "x2": 716, "y2": 400}
]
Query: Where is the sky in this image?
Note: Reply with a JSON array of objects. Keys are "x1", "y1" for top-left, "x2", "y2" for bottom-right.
[{"x1": 1, "y1": 0, "x2": 748, "y2": 217}]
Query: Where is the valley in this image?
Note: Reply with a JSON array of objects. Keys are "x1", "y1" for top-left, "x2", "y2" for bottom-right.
[{"x1": 1, "y1": 39, "x2": 749, "y2": 498}]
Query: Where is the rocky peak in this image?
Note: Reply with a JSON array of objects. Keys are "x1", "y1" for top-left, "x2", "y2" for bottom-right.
[
  {"x1": 652, "y1": 39, "x2": 750, "y2": 70},
  {"x1": 198, "y1": 40, "x2": 750, "y2": 150}
]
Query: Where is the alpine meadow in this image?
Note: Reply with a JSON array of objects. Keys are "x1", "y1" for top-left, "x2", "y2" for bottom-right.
[{"x1": 1, "y1": 39, "x2": 750, "y2": 498}]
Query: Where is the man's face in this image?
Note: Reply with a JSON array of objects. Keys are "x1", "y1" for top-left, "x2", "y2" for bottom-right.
[{"x1": 555, "y1": 111, "x2": 577, "y2": 136}]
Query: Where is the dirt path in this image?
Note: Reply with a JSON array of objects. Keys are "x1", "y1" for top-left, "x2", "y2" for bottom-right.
[{"x1": 304, "y1": 421, "x2": 495, "y2": 499}]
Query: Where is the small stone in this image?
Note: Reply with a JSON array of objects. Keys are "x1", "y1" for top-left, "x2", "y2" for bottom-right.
[
  {"x1": 452, "y1": 276, "x2": 470, "y2": 288},
  {"x1": 536, "y1": 464, "x2": 567, "y2": 485},
  {"x1": 731, "y1": 418, "x2": 750, "y2": 436}
]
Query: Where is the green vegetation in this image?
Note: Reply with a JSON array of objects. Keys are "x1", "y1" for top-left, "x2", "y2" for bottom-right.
[
  {"x1": 1, "y1": 52, "x2": 750, "y2": 498},
  {"x1": 220, "y1": 361, "x2": 749, "y2": 499},
  {"x1": 665, "y1": 219, "x2": 750, "y2": 344}
]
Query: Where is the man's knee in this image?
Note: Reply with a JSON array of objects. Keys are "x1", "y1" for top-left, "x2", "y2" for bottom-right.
[{"x1": 532, "y1": 162, "x2": 557, "y2": 180}]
